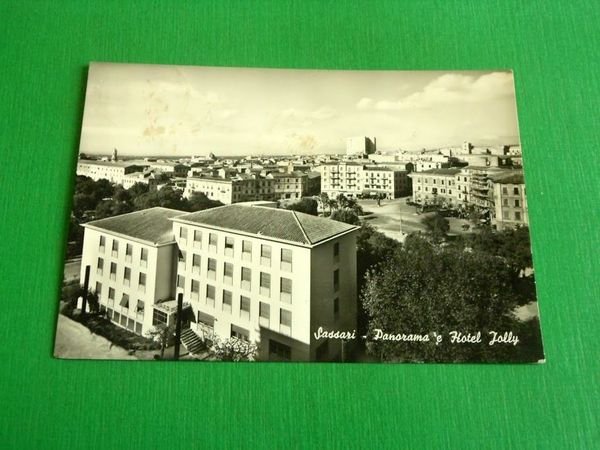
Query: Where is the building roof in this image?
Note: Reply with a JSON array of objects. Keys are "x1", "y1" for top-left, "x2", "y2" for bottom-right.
[
  {"x1": 412, "y1": 168, "x2": 462, "y2": 176},
  {"x1": 83, "y1": 207, "x2": 185, "y2": 246},
  {"x1": 491, "y1": 172, "x2": 525, "y2": 184},
  {"x1": 173, "y1": 205, "x2": 358, "y2": 246},
  {"x1": 77, "y1": 160, "x2": 147, "y2": 168}
]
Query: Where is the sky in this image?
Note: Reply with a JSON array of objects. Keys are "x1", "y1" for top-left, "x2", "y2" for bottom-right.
[{"x1": 80, "y1": 63, "x2": 521, "y2": 157}]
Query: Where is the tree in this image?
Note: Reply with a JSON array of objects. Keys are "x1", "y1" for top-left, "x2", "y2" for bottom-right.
[
  {"x1": 208, "y1": 336, "x2": 258, "y2": 361},
  {"x1": 133, "y1": 186, "x2": 188, "y2": 211},
  {"x1": 146, "y1": 323, "x2": 176, "y2": 359},
  {"x1": 187, "y1": 191, "x2": 223, "y2": 212},
  {"x1": 361, "y1": 234, "x2": 543, "y2": 363},
  {"x1": 422, "y1": 212, "x2": 450, "y2": 243},
  {"x1": 127, "y1": 182, "x2": 150, "y2": 198},
  {"x1": 285, "y1": 198, "x2": 318, "y2": 216},
  {"x1": 318, "y1": 192, "x2": 330, "y2": 215},
  {"x1": 329, "y1": 208, "x2": 360, "y2": 225},
  {"x1": 94, "y1": 198, "x2": 133, "y2": 219}
]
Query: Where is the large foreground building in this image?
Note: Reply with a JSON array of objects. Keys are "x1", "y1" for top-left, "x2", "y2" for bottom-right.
[
  {"x1": 77, "y1": 204, "x2": 359, "y2": 361},
  {"x1": 172, "y1": 205, "x2": 359, "y2": 361}
]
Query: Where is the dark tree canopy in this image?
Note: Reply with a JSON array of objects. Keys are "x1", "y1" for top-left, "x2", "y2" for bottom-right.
[
  {"x1": 422, "y1": 211, "x2": 450, "y2": 243},
  {"x1": 329, "y1": 208, "x2": 360, "y2": 225},
  {"x1": 285, "y1": 198, "x2": 318, "y2": 216},
  {"x1": 133, "y1": 186, "x2": 188, "y2": 211},
  {"x1": 361, "y1": 234, "x2": 543, "y2": 363},
  {"x1": 187, "y1": 191, "x2": 223, "y2": 212}
]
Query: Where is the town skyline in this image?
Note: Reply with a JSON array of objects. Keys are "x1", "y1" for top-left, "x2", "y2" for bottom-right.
[{"x1": 80, "y1": 63, "x2": 521, "y2": 157}]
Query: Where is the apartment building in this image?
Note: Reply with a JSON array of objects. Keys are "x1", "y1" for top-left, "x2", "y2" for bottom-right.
[
  {"x1": 321, "y1": 162, "x2": 410, "y2": 199},
  {"x1": 183, "y1": 175, "x2": 276, "y2": 204},
  {"x1": 76, "y1": 161, "x2": 147, "y2": 183},
  {"x1": 171, "y1": 204, "x2": 359, "y2": 362},
  {"x1": 491, "y1": 172, "x2": 529, "y2": 230},
  {"x1": 270, "y1": 172, "x2": 306, "y2": 200},
  {"x1": 79, "y1": 207, "x2": 184, "y2": 336},
  {"x1": 408, "y1": 168, "x2": 462, "y2": 206}
]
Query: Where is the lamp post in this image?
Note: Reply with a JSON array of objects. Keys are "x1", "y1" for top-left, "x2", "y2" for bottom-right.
[{"x1": 173, "y1": 292, "x2": 183, "y2": 360}]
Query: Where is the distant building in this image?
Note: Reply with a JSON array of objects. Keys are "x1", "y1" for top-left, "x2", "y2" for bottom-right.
[
  {"x1": 346, "y1": 136, "x2": 376, "y2": 157},
  {"x1": 184, "y1": 175, "x2": 277, "y2": 204},
  {"x1": 172, "y1": 204, "x2": 359, "y2": 361},
  {"x1": 321, "y1": 162, "x2": 411, "y2": 199},
  {"x1": 76, "y1": 161, "x2": 147, "y2": 183},
  {"x1": 491, "y1": 172, "x2": 529, "y2": 230},
  {"x1": 408, "y1": 168, "x2": 462, "y2": 207}
]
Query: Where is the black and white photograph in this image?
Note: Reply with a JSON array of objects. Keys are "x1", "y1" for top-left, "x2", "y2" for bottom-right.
[{"x1": 54, "y1": 62, "x2": 545, "y2": 363}]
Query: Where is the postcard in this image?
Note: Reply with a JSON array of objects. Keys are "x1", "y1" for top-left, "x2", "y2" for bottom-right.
[{"x1": 54, "y1": 63, "x2": 544, "y2": 363}]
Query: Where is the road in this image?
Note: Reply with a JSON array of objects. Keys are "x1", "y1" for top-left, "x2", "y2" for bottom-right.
[{"x1": 53, "y1": 314, "x2": 137, "y2": 360}]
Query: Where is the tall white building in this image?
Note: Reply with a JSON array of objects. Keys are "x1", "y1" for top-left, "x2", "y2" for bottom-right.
[
  {"x1": 346, "y1": 136, "x2": 376, "y2": 157},
  {"x1": 171, "y1": 204, "x2": 359, "y2": 361},
  {"x1": 79, "y1": 208, "x2": 184, "y2": 336}
]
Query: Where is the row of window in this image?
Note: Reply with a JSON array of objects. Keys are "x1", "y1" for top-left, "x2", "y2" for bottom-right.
[
  {"x1": 503, "y1": 198, "x2": 522, "y2": 207},
  {"x1": 97, "y1": 258, "x2": 147, "y2": 291},
  {"x1": 502, "y1": 186, "x2": 523, "y2": 195},
  {"x1": 97, "y1": 281, "x2": 146, "y2": 314},
  {"x1": 502, "y1": 210, "x2": 524, "y2": 221},
  {"x1": 101, "y1": 306, "x2": 144, "y2": 335},
  {"x1": 99, "y1": 236, "x2": 149, "y2": 265},
  {"x1": 415, "y1": 178, "x2": 455, "y2": 186}
]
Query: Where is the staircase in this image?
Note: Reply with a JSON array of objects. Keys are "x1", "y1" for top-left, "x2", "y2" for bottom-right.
[{"x1": 180, "y1": 328, "x2": 205, "y2": 355}]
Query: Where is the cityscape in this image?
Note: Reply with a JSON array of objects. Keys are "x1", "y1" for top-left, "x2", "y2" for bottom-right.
[{"x1": 54, "y1": 63, "x2": 544, "y2": 363}]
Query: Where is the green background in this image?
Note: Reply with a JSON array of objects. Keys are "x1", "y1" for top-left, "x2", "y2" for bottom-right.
[{"x1": 1, "y1": 1, "x2": 598, "y2": 448}]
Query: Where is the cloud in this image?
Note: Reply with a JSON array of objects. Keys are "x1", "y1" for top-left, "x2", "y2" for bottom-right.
[
  {"x1": 356, "y1": 97, "x2": 374, "y2": 109},
  {"x1": 364, "y1": 72, "x2": 514, "y2": 111},
  {"x1": 280, "y1": 106, "x2": 337, "y2": 121}
]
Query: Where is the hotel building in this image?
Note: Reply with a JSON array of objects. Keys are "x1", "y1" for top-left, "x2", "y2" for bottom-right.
[
  {"x1": 172, "y1": 204, "x2": 359, "y2": 361},
  {"x1": 408, "y1": 168, "x2": 462, "y2": 206},
  {"x1": 79, "y1": 207, "x2": 183, "y2": 336},
  {"x1": 491, "y1": 172, "x2": 529, "y2": 230}
]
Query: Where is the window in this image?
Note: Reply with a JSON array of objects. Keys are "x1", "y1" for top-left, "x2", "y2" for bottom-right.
[
  {"x1": 333, "y1": 297, "x2": 340, "y2": 320},
  {"x1": 261, "y1": 244, "x2": 271, "y2": 266},
  {"x1": 514, "y1": 199, "x2": 520, "y2": 207},
  {"x1": 209, "y1": 233, "x2": 217, "y2": 251},
  {"x1": 197, "y1": 311, "x2": 215, "y2": 328},
  {"x1": 95, "y1": 282, "x2": 102, "y2": 299},
  {"x1": 231, "y1": 324, "x2": 249, "y2": 342},
  {"x1": 111, "y1": 240, "x2": 119, "y2": 257},
  {"x1": 135, "y1": 322, "x2": 142, "y2": 334},
  {"x1": 333, "y1": 242, "x2": 340, "y2": 262},
  {"x1": 179, "y1": 226, "x2": 188, "y2": 240},
  {"x1": 110, "y1": 262, "x2": 117, "y2": 281},
  {"x1": 191, "y1": 280, "x2": 200, "y2": 300},
  {"x1": 280, "y1": 309, "x2": 292, "y2": 335},
  {"x1": 242, "y1": 240, "x2": 252, "y2": 261},
  {"x1": 515, "y1": 211, "x2": 522, "y2": 221},
  {"x1": 280, "y1": 277, "x2": 292, "y2": 303},
  {"x1": 240, "y1": 296, "x2": 251, "y2": 319},
  {"x1": 120, "y1": 293, "x2": 129, "y2": 309},
  {"x1": 269, "y1": 339, "x2": 291, "y2": 360},
  {"x1": 140, "y1": 248, "x2": 148, "y2": 268},
  {"x1": 123, "y1": 267, "x2": 131, "y2": 286},
  {"x1": 223, "y1": 262, "x2": 233, "y2": 284},
  {"x1": 206, "y1": 285, "x2": 215, "y2": 306},
  {"x1": 99, "y1": 235, "x2": 105, "y2": 252},
  {"x1": 503, "y1": 199, "x2": 509, "y2": 207},
  {"x1": 241, "y1": 267, "x2": 251, "y2": 290},
  {"x1": 177, "y1": 275, "x2": 185, "y2": 289},
  {"x1": 153, "y1": 309, "x2": 167, "y2": 326},
  {"x1": 225, "y1": 236, "x2": 234, "y2": 256},
  {"x1": 136, "y1": 300, "x2": 144, "y2": 315},
  {"x1": 207, "y1": 258, "x2": 217, "y2": 280},
  {"x1": 259, "y1": 302, "x2": 270, "y2": 326},
  {"x1": 139, "y1": 273, "x2": 146, "y2": 292},
  {"x1": 193, "y1": 230, "x2": 202, "y2": 248},
  {"x1": 192, "y1": 254, "x2": 201, "y2": 274},
  {"x1": 333, "y1": 269, "x2": 340, "y2": 292},
  {"x1": 513, "y1": 187, "x2": 520, "y2": 195},
  {"x1": 108, "y1": 287, "x2": 115, "y2": 304},
  {"x1": 502, "y1": 210, "x2": 509, "y2": 220},
  {"x1": 113, "y1": 311, "x2": 120, "y2": 324},
  {"x1": 260, "y1": 272, "x2": 271, "y2": 297},
  {"x1": 281, "y1": 248, "x2": 292, "y2": 271},
  {"x1": 222, "y1": 290, "x2": 232, "y2": 313},
  {"x1": 97, "y1": 257, "x2": 104, "y2": 275},
  {"x1": 178, "y1": 250, "x2": 186, "y2": 264},
  {"x1": 125, "y1": 243, "x2": 133, "y2": 262}
]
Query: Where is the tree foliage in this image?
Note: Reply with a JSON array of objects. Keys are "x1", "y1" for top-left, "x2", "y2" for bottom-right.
[
  {"x1": 187, "y1": 191, "x2": 223, "y2": 212},
  {"x1": 207, "y1": 336, "x2": 258, "y2": 361},
  {"x1": 285, "y1": 198, "x2": 319, "y2": 216},
  {"x1": 146, "y1": 323, "x2": 176, "y2": 359},
  {"x1": 329, "y1": 208, "x2": 360, "y2": 225},
  {"x1": 422, "y1": 211, "x2": 450, "y2": 243},
  {"x1": 361, "y1": 234, "x2": 543, "y2": 363}
]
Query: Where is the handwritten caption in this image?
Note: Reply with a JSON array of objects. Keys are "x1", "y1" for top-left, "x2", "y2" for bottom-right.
[{"x1": 313, "y1": 327, "x2": 519, "y2": 346}]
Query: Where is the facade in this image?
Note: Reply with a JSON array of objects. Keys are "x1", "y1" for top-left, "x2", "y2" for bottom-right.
[
  {"x1": 321, "y1": 162, "x2": 411, "y2": 199},
  {"x1": 346, "y1": 136, "x2": 376, "y2": 157},
  {"x1": 408, "y1": 168, "x2": 462, "y2": 206},
  {"x1": 491, "y1": 173, "x2": 529, "y2": 230},
  {"x1": 120, "y1": 171, "x2": 158, "y2": 190},
  {"x1": 172, "y1": 204, "x2": 359, "y2": 361},
  {"x1": 79, "y1": 207, "x2": 184, "y2": 336},
  {"x1": 77, "y1": 161, "x2": 147, "y2": 183},
  {"x1": 183, "y1": 176, "x2": 276, "y2": 204}
]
